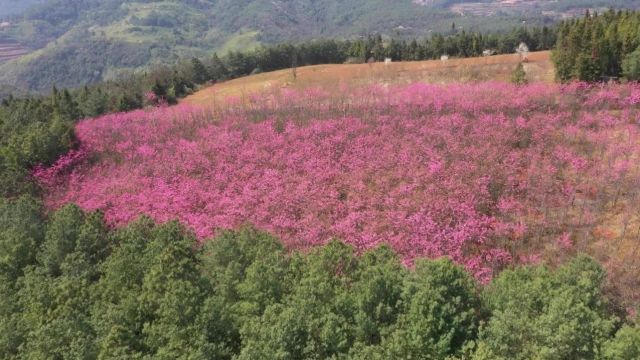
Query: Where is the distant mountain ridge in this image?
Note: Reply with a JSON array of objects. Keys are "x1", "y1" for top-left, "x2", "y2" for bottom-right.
[
  {"x1": 0, "y1": 0, "x2": 637, "y2": 92},
  {"x1": 0, "y1": 0, "x2": 42, "y2": 17}
]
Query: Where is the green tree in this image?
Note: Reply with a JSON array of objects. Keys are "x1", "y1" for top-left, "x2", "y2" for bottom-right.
[
  {"x1": 0, "y1": 196, "x2": 44, "y2": 281},
  {"x1": 0, "y1": 197, "x2": 42, "y2": 359},
  {"x1": 622, "y1": 46, "x2": 640, "y2": 80},
  {"x1": 350, "y1": 245, "x2": 406, "y2": 347},
  {"x1": 552, "y1": 10, "x2": 640, "y2": 82},
  {"x1": 383, "y1": 258, "x2": 480, "y2": 359},
  {"x1": 601, "y1": 325, "x2": 640, "y2": 360},
  {"x1": 151, "y1": 80, "x2": 167, "y2": 98},
  {"x1": 190, "y1": 57, "x2": 210, "y2": 84},
  {"x1": 511, "y1": 62, "x2": 528, "y2": 85},
  {"x1": 77, "y1": 87, "x2": 108, "y2": 118},
  {"x1": 207, "y1": 53, "x2": 229, "y2": 82},
  {"x1": 117, "y1": 93, "x2": 141, "y2": 112},
  {"x1": 92, "y1": 218, "x2": 158, "y2": 359},
  {"x1": 17, "y1": 268, "x2": 97, "y2": 360},
  {"x1": 38, "y1": 204, "x2": 86, "y2": 277},
  {"x1": 576, "y1": 53, "x2": 601, "y2": 82},
  {"x1": 198, "y1": 227, "x2": 295, "y2": 358},
  {"x1": 137, "y1": 222, "x2": 204, "y2": 359},
  {"x1": 0, "y1": 271, "x2": 24, "y2": 359},
  {"x1": 475, "y1": 255, "x2": 615, "y2": 360},
  {"x1": 12, "y1": 206, "x2": 110, "y2": 359},
  {"x1": 237, "y1": 240, "x2": 357, "y2": 359}
]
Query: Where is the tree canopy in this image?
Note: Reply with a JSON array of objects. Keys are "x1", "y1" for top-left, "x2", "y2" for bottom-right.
[{"x1": 0, "y1": 199, "x2": 637, "y2": 359}]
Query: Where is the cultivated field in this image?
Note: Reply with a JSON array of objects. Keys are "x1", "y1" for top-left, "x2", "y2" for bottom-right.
[
  {"x1": 0, "y1": 41, "x2": 28, "y2": 63},
  {"x1": 184, "y1": 51, "x2": 554, "y2": 105}
]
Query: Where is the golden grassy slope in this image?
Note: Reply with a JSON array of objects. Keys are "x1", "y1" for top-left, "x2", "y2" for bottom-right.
[{"x1": 184, "y1": 51, "x2": 553, "y2": 105}]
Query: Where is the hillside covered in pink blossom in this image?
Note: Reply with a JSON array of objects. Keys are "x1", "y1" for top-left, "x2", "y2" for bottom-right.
[{"x1": 35, "y1": 82, "x2": 640, "y2": 288}]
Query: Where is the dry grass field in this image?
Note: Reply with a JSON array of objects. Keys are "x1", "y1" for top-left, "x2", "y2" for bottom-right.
[{"x1": 184, "y1": 51, "x2": 554, "y2": 105}]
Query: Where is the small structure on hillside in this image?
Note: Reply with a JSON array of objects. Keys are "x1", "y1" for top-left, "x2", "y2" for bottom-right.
[
  {"x1": 0, "y1": 21, "x2": 10, "y2": 30},
  {"x1": 482, "y1": 49, "x2": 497, "y2": 57},
  {"x1": 516, "y1": 42, "x2": 529, "y2": 62},
  {"x1": 440, "y1": 54, "x2": 449, "y2": 62},
  {"x1": 384, "y1": 57, "x2": 392, "y2": 65}
]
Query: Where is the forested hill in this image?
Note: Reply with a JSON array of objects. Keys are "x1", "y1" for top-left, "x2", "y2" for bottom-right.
[{"x1": 0, "y1": 0, "x2": 638, "y2": 93}]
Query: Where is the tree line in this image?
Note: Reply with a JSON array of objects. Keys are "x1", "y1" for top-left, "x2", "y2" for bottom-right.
[
  {"x1": 553, "y1": 9, "x2": 640, "y2": 81},
  {"x1": 215, "y1": 25, "x2": 555, "y2": 75},
  {"x1": 150, "y1": 25, "x2": 555, "y2": 104},
  {"x1": 0, "y1": 197, "x2": 638, "y2": 359}
]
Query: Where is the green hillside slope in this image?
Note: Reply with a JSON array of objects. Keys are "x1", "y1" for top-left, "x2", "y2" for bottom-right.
[{"x1": 0, "y1": 0, "x2": 638, "y2": 92}]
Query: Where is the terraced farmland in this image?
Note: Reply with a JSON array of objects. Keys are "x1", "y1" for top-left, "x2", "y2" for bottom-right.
[{"x1": 0, "y1": 41, "x2": 28, "y2": 62}]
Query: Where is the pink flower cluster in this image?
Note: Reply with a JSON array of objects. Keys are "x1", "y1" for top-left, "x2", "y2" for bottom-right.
[
  {"x1": 36, "y1": 82, "x2": 640, "y2": 283},
  {"x1": 32, "y1": 148, "x2": 89, "y2": 188}
]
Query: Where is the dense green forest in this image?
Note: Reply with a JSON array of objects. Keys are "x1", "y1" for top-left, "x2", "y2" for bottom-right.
[
  {"x1": 0, "y1": 198, "x2": 638, "y2": 359},
  {"x1": 553, "y1": 9, "x2": 640, "y2": 81}
]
